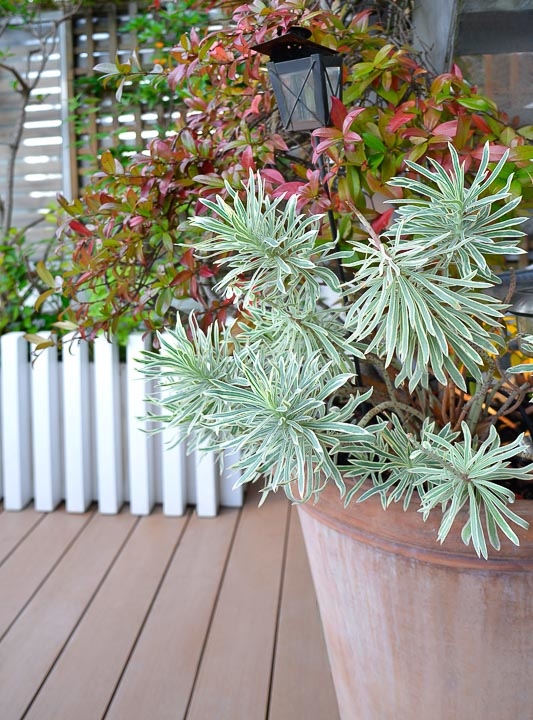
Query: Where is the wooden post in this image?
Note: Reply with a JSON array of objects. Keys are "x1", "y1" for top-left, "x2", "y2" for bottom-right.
[{"x1": 412, "y1": 0, "x2": 459, "y2": 73}]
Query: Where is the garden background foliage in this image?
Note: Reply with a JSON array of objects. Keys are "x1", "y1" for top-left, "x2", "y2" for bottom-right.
[{"x1": 42, "y1": 0, "x2": 533, "y2": 343}]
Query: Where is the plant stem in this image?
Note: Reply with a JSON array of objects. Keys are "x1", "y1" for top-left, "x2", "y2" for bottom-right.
[
  {"x1": 455, "y1": 358, "x2": 498, "y2": 433},
  {"x1": 359, "y1": 400, "x2": 426, "y2": 428}
]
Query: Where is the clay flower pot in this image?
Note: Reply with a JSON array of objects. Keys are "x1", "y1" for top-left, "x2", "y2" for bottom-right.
[{"x1": 298, "y1": 484, "x2": 533, "y2": 720}]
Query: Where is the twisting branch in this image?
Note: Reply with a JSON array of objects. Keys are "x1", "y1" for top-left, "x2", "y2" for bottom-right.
[
  {"x1": 0, "y1": 61, "x2": 30, "y2": 94},
  {"x1": 362, "y1": 352, "x2": 426, "y2": 428},
  {"x1": 352, "y1": 205, "x2": 383, "y2": 250},
  {"x1": 453, "y1": 372, "x2": 493, "y2": 433},
  {"x1": 0, "y1": 2, "x2": 83, "y2": 235},
  {"x1": 486, "y1": 382, "x2": 531, "y2": 431},
  {"x1": 359, "y1": 400, "x2": 426, "y2": 428}
]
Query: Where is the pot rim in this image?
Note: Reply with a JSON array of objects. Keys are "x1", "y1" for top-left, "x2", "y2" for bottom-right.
[{"x1": 298, "y1": 481, "x2": 533, "y2": 571}]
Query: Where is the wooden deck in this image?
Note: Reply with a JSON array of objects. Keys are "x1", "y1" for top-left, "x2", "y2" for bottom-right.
[{"x1": 0, "y1": 487, "x2": 340, "y2": 720}]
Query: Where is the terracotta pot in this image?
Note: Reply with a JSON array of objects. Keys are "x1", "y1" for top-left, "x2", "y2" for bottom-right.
[{"x1": 298, "y1": 483, "x2": 533, "y2": 720}]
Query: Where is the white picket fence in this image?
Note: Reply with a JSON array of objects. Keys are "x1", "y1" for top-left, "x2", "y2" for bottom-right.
[{"x1": 0, "y1": 332, "x2": 243, "y2": 516}]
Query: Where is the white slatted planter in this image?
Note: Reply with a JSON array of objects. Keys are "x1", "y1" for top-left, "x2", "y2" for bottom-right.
[
  {"x1": 32, "y1": 343, "x2": 62, "y2": 511},
  {"x1": 160, "y1": 396, "x2": 188, "y2": 517},
  {"x1": 0, "y1": 332, "x2": 243, "y2": 516},
  {"x1": 126, "y1": 334, "x2": 155, "y2": 515},
  {"x1": 62, "y1": 335, "x2": 93, "y2": 512},
  {"x1": 220, "y1": 449, "x2": 244, "y2": 508},
  {"x1": 94, "y1": 336, "x2": 124, "y2": 514},
  {"x1": 193, "y1": 449, "x2": 219, "y2": 518},
  {"x1": 0, "y1": 333, "x2": 32, "y2": 509}
]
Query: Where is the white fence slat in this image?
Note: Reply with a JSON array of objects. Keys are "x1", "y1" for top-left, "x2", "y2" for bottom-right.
[
  {"x1": 32, "y1": 344, "x2": 62, "y2": 511},
  {"x1": 158, "y1": 378, "x2": 187, "y2": 515},
  {"x1": 220, "y1": 449, "x2": 244, "y2": 508},
  {"x1": 120, "y1": 362, "x2": 129, "y2": 504},
  {"x1": 194, "y1": 449, "x2": 219, "y2": 517},
  {"x1": 62, "y1": 334, "x2": 93, "y2": 512},
  {"x1": 152, "y1": 430, "x2": 163, "y2": 505},
  {"x1": 185, "y1": 448, "x2": 196, "y2": 506},
  {"x1": 126, "y1": 334, "x2": 155, "y2": 515},
  {"x1": 93, "y1": 337, "x2": 123, "y2": 513},
  {"x1": 0, "y1": 331, "x2": 244, "y2": 516},
  {"x1": 161, "y1": 436, "x2": 187, "y2": 517},
  {"x1": 0, "y1": 333, "x2": 33, "y2": 509}
]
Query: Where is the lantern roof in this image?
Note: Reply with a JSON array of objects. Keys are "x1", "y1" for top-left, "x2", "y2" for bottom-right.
[{"x1": 251, "y1": 27, "x2": 339, "y2": 63}]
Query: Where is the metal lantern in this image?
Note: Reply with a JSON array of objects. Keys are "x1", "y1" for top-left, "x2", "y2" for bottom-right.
[{"x1": 251, "y1": 27, "x2": 343, "y2": 131}]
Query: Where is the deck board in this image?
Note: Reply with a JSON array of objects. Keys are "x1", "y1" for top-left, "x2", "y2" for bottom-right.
[
  {"x1": 0, "y1": 511, "x2": 137, "y2": 720},
  {"x1": 24, "y1": 511, "x2": 187, "y2": 720},
  {"x1": 0, "y1": 509, "x2": 91, "y2": 639},
  {"x1": 0, "y1": 493, "x2": 339, "y2": 720},
  {"x1": 269, "y1": 506, "x2": 340, "y2": 720},
  {"x1": 0, "y1": 508, "x2": 44, "y2": 565},
  {"x1": 186, "y1": 490, "x2": 290, "y2": 720},
  {"x1": 105, "y1": 508, "x2": 239, "y2": 720}
]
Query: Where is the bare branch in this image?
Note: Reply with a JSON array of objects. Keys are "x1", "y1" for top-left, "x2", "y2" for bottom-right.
[{"x1": 0, "y1": 60, "x2": 30, "y2": 94}]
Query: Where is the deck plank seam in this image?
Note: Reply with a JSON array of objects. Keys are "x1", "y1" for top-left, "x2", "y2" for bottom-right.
[
  {"x1": 265, "y1": 502, "x2": 292, "y2": 720},
  {"x1": 101, "y1": 510, "x2": 194, "y2": 719},
  {"x1": 0, "y1": 512, "x2": 46, "y2": 568},
  {"x1": 0, "y1": 509, "x2": 96, "y2": 645},
  {"x1": 19, "y1": 513, "x2": 142, "y2": 720},
  {"x1": 182, "y1": 504, "x2": 245, "y2": 720}
]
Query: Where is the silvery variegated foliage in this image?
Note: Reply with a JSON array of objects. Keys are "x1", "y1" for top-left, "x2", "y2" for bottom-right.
[
  {"x1": 139, "y1": 149, "x2": 533, "y2": 557},
  {"x1": 140, "y1": 179, "x2": 378, "y2": 503},
  {"x1": 343, "y1": 144, "x2": 528, "y2": 392},
  {"x1": 189, "y1": 171, "x2": 341, "y2": 305}
]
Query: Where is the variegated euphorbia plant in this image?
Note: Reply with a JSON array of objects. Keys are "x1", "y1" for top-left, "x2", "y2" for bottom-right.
[{"x1": 139, "y1": 144, "x2": 533, "y2": 558}]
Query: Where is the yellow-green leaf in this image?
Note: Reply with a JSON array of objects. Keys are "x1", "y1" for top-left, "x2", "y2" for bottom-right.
[
  {"x1": 457, "y1": 96, "x2": 496, "y2": 112},
  {"x1": 101, "y1": 150, "x2": 116, "y2": 175},
  {"x1": 373, "y1": 44, "x2": 394, "y2": 68},
  {"x1": 36, "y1": 261, "x2": 56, "y2": 289},
  {"x1": 517, "y1": 125, "x2": 533, "y2": 141},
  {"x1": 24, "y1": 333, "x2": 54, "y2": 350},
  {"x1": 52, "y1": 321, "x2": 80, "y2": 332},
  {"x1": 35, "y1": 288, "x2": 55, "y2": 311},
  {"x1": 346, "y1": 165, "x2": 361, "y2": 202}
]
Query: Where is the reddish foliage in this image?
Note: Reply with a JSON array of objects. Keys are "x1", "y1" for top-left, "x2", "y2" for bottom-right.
[{"x1": 54, "y1": 0, "x2": 533, "y2": 341}]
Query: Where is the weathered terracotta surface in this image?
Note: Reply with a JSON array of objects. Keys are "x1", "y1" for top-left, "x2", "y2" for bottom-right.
[{"x1": 298, "y1": 483, "x2": 533, "y2": 720}]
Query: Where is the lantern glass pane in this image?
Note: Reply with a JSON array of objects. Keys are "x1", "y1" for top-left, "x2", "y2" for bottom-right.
[
  {"x1": 267, "y1": 54, "x2": 342, "y2": 131},
  {"x1": 267, "y1": 58, "x2": 326, "y2": 131},
  {"x1": 319, "y1": 56, "x2": 343, "y2": 126},
  {"x1": 324, "y1": 65, "x2": 341, "y2": 106},
  {"x1": 278, "y1": 67, "x2": 320, "y2": 125}
]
